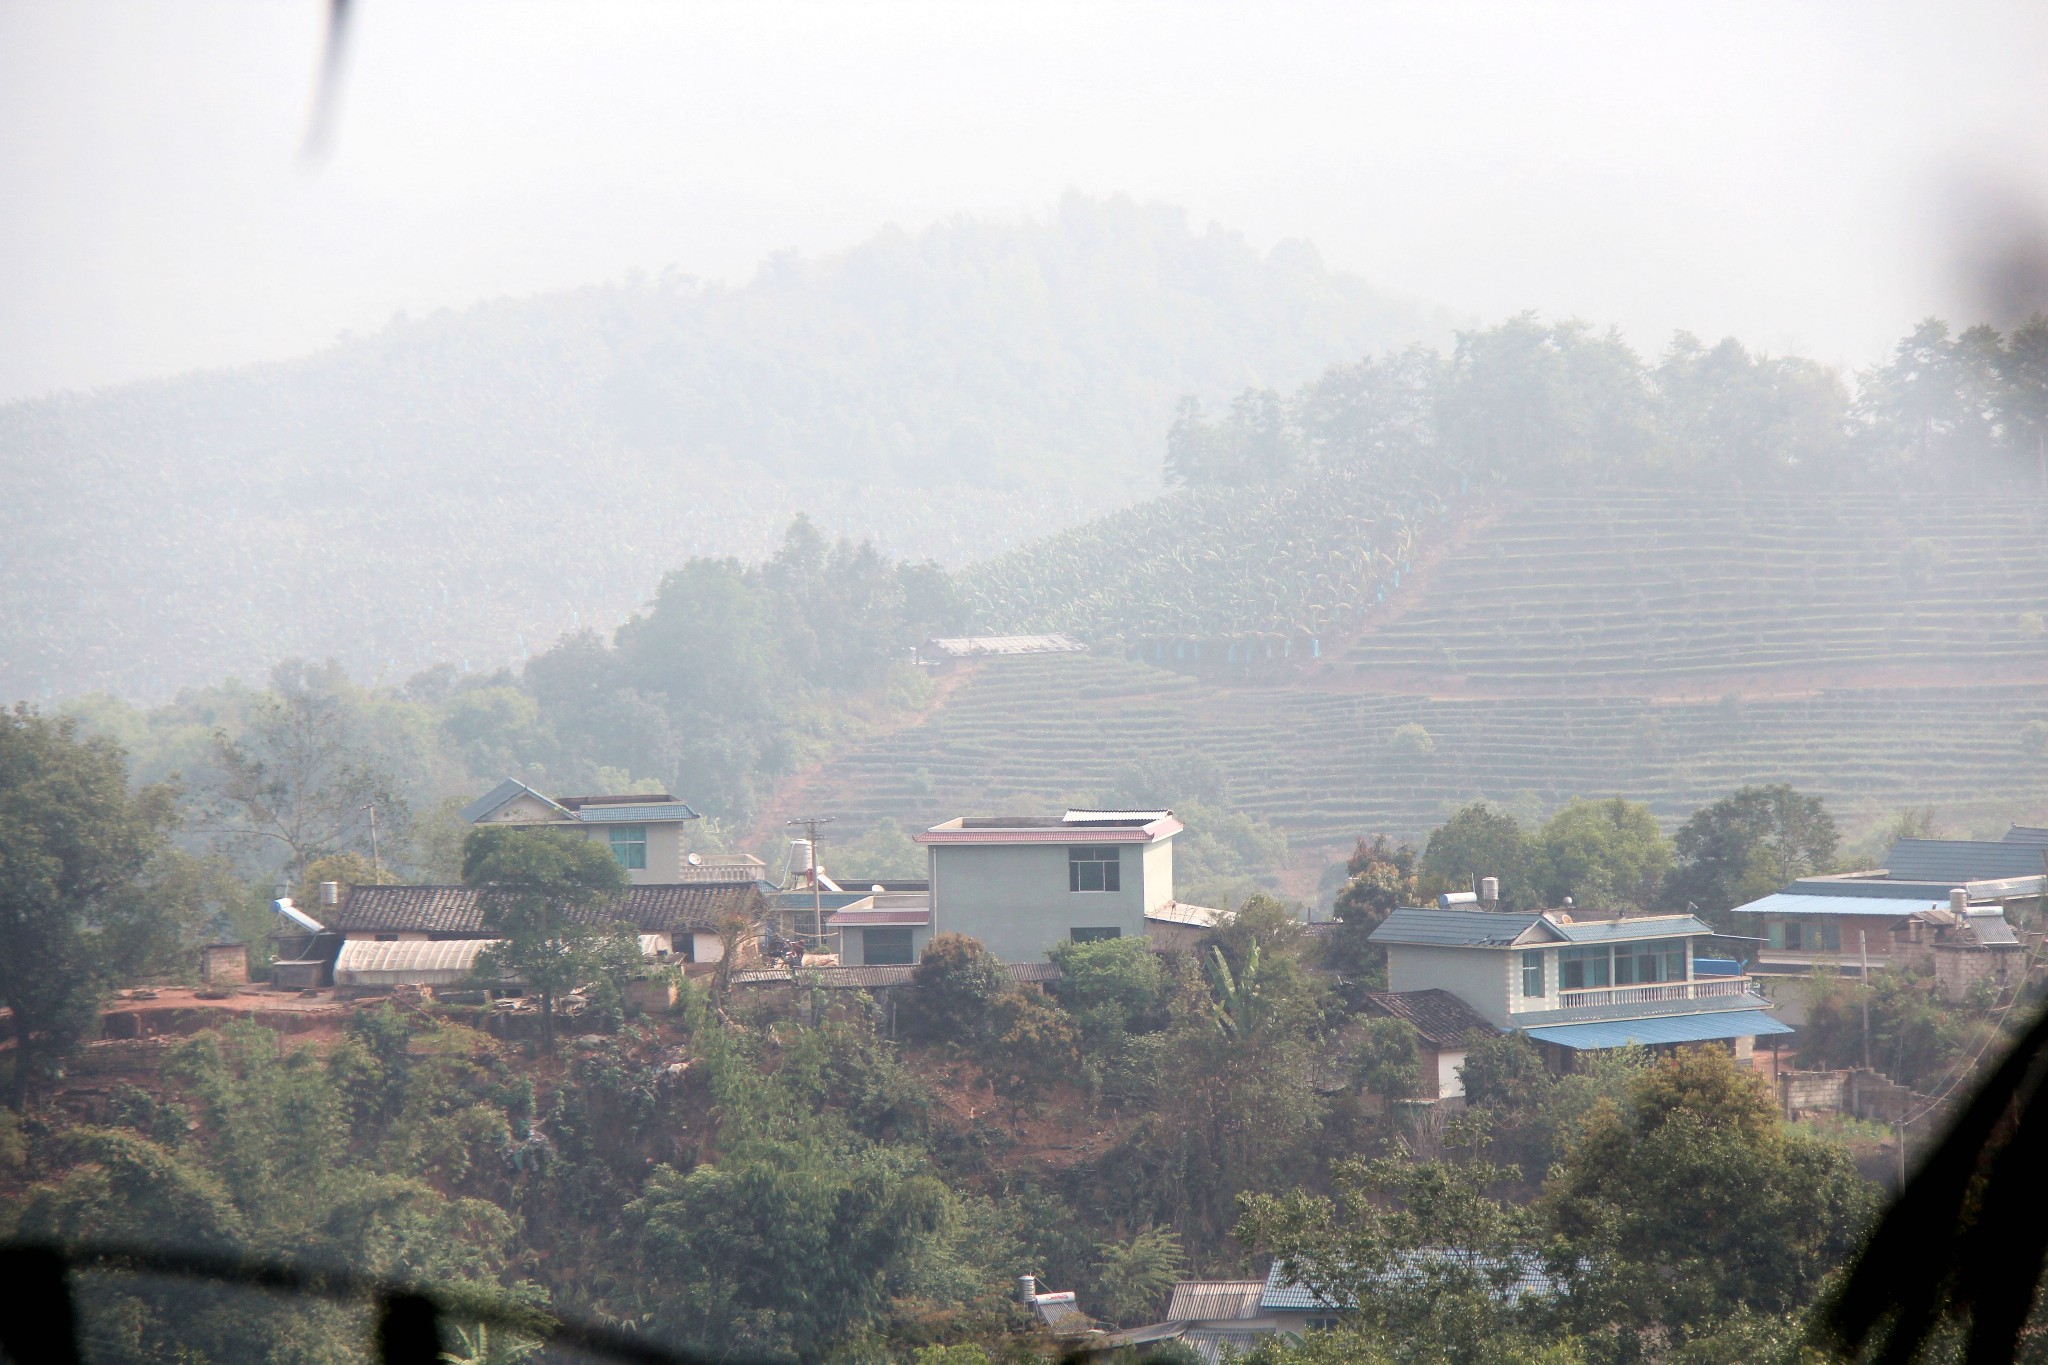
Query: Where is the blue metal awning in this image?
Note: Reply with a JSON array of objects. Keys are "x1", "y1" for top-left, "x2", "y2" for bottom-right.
[{"x1": 1524, "y1": 1009, "x2": 1793, "y2": 1051}]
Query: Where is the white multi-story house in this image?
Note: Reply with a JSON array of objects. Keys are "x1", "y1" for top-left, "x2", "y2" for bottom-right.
[
  {"x1": 913, "y1": 809, "x2": 1223, "y2": 963},
  {"x1": 1367, "y1": 903, "x2": 1790, "y2": 1066}
]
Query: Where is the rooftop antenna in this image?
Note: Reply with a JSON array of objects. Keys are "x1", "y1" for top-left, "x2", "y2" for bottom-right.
[{"x1": 786, "y1": 814, "x2": 836, "y2": 949}]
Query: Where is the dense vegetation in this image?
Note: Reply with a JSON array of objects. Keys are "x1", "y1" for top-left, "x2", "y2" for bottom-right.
[
  {"x1": 0, "y1": 195, "x2": 1438, "y2": 702},
  {"x1": 8, "y1": 718, "x2": 2032, "y2": 1365},
  {"x1": 969, "y1": 314, "x2": 2048, "y2": 647}
]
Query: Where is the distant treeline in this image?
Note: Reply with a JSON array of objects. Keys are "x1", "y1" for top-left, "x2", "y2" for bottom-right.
[{"x1": 1164, "y1": 313, "x2": 2048, "y2": 487}]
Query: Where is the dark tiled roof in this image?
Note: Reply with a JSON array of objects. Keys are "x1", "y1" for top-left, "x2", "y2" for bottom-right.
[
  {"x1": 1370, "y1": 907, "x2": 1541, "y2": 946},
  {"x1": 555, "y1": 793, "x2": 683, "y2": 808},
  {"x1": 1361, "y1": 988, "x2": 1500, "y2": 1050},
  {"x1": 1887, "y1": 839, "x2": 2048, "y2": 882},
  {"x1": 335, "y1": 883, "x2": 768, "y2": 935}
]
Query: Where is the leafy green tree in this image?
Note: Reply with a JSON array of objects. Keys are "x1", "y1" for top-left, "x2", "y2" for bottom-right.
[
  {"x1": 1334, "y1": 835, "x2": 1419, "y2": 933},
  {"x1": 629, "y1": 1134, "x2": 947, "y2": 1359},
  {"x1": 1541, "y1": 1045, "x2": 1877, "y2": 1335},
  {"x1": 1238, "y1": 1155, "x2": 1536, "y2": 1365},
  {"x1": 1091, "y1": 1226, "x2": 1188, "y2": 1325},
  {"x1": 1419, "y1": 804, "x2": 1538, "y2": 910},
  {"x1": 0, "y1": 706, "x2": 193, "y2": 1108},
  {"x1": 1797, "y1": 970, "x2": 1992, "y2": 1089},
  {"x1": 1665, "y1": 784, "x2": 1838, "y2": 920},
  {"x1": 463, "y1": 825, "x2": 631, "y2": 1052},
  {"x1": 1051, "y1": 935, "x2": 1168, "y2": 1049},
  {"x1": 903, "y1": 933, "x2": 1010, "y2": 1049},
  {"x1": 1535, "y1": 798, "x2": 1671, "y2": 912},
  {"x1": 1351, "y1": 1017, "x2": 1422, "y2": 1105}
]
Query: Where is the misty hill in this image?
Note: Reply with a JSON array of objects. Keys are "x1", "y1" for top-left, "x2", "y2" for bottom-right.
[
  {"x1": 0, "y1": 194, "x2": 1440, "y2": 703},
  {"x1": 759, "y1": 652, "x2": 2048, "y2": 849}
]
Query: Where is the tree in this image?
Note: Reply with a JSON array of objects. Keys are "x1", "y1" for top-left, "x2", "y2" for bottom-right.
[
  {"x1": 198, "y1": 680, "x2": 408, "y2": 879},
  {"x1": 1237, "y1": 1155, "x2": 1535, "y2": 1364},
  {"x1": 1334, "y1": 835, "x2": 1419, "y2": 934},
  {"x1": 1050, "y1": 935, "x2": 1168, "y2": 1050},
  {"x1": 629, "y1": 1135, "x2": 947, "y2": 1359},
  {"x1": 902, "y1": 933, "x2": 1010, "y2": 1049},
  {"x1": 0, "y1": 707, "x2": 191, "y2": 1108},
  {"x1": 1419, "y1": 804, "x2": 1538, "y2": 910},
  {"x1": 463, "y1": 825, "x2": 631, "y2": 1052},
  {"x1": 1541, "y1": 1046, "x2": 1877, "y2": 1335},
  {"x1": 1351, "y1": 1017, "x2": 1422, "y2": 1106},
  {"x1": 1665, "y1": 785, "x2": 1839, "y2": 921},
  {"x1": 1091, "y1": 1226, "x2": 1188, "y2": 1326},
  {"x1": 1535, "y1": 798, "x2": 1671, "y2": 912}
]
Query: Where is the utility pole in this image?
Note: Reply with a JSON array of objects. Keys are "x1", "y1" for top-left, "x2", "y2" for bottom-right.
[
  {"x1": 786, "y1": 815, "x2": 836, "y2": 953},
  {"x1": 1859, "y1": 929, "x2": 1871, "y2": 1071},
  {"x1": 362, "y1": 802, "x2": 382, "y2": 880}
]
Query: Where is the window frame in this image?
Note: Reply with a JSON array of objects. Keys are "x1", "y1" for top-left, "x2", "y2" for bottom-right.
[
  {"x1": 1070, "y1": 927, "x2": 1122, "y2": 943},
  {"x1": 1559, "y1": 944, "x2": 1610, "y2": 990},
  {"x1": 1520, "y1": 950, "x2": 1546, "y2": 998},
  {"x1": 1068, "y1": 845, "x2": 1122, "y2": 893},
  {"x1": 608, "y1": 824, "x2": 648, "y2": 871},
  {"x1": 861, "y1": 927, "x2": 916, "y2": 966}
]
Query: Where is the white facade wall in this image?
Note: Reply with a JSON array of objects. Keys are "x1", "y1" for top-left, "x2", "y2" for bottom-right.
[
  {"x1": 931, "y1": 841, "x2": 1157, "y2": 963},
  {"x1": 1385, "y1": 944, "x2": 1515, "y2": 1026}
]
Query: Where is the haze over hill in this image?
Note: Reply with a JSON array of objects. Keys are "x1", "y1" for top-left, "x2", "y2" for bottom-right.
[{"x1": 0, "y1": 196, "x2": 1442, "y2": 704}]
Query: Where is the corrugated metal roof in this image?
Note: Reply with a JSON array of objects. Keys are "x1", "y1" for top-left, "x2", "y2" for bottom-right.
[
  {"x1": 1550, "y1": 914, "x2": 1714, "y2": 943},
  {"x1": 334, "y1": 938, "x2": 503, "y2": 985},
  {"x1": 1524, "y1": 1009, "x2": 1793, "y2": 1050},
  {"x1": 1166, "y1": 1282, "x2": 1266, "y2": 1322},
  {"x1": 2005, "y1": 826, "x2": 2048, "y2": 846},
  {"x1": 1184, "y1": 1330, "x2": 1271, "y2": 1365},
  {"x1": 925, "y1": 634, "x2": 1088, "y2": 657},
  {"x1": 1887, "y1": 839, "x2": 2048, "y2": 883},
  {"x1": 569, "y1": 803, "x2": 699, "y2": 823},
  {"x1": 336, "y1": 883, "x2": 768, "y2": 935},
  {"x1": 1146, "y1": 901, "x2": 1229, "y2": 928},
  {"x1": 1260, "y1": 1252, "x2": 1563, "y2": 1311},
  {"x1": 1730, "y1": 892, "x2": 1944, "y2": 918},
  {"x1": 826, "y1": 908, "x2": 931, "y2": 927},
  {"x1": 1370, "y1": 908, "x2": 1541, "y2": 946}
]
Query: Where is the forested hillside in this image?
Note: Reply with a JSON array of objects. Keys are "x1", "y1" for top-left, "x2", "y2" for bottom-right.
[{"x1": 0, "y1": 195, "x2": 1439, "y2": 703}]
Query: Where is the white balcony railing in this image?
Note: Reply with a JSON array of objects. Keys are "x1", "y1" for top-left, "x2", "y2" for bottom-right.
[{"x1": 1555, "y1": 976, "x2": 1758, "y2": 1010}]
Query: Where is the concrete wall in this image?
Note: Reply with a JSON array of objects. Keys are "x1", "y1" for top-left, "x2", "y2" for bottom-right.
[
  {"x1": 1386, "y1": 945, "x2": 1513, "y2": 1026},
  {"x1": 932, "y1": 841, "x2": 1154, "y2": 962},
  {"x1": 845, "y1": 925, "x2": 933, "y2": 966},
  {"x1": 1141, "y1": 840, "x2": 1175, "y2": 915},
  {"x1": 571, "y1": 822, "x2": 682, "y2": 884},
  {"x1": 1934, "y1": 944, "x2": 2022, "y2": 1003}
]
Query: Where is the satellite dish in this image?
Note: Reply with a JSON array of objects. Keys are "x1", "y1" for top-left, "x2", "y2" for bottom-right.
[
  {"x1": 872, "y1": 884, "x2": 886, "y2": 893},
  {"x1": 687, "y1": 852, "x2": 703, "y2": 867}
]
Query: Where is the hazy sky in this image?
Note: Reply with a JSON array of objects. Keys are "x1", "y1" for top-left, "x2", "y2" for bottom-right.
[{"x1": 4, "y1": 0, "x2": 2047, "y2": 404}]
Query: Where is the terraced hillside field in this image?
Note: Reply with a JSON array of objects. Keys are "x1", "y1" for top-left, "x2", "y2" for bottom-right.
[
  {"x1": 775, "y1": 654, "x2": 2048, "y2": 848},
  {"x1": 1348, "y1": 485, "x2": 2048, "y2": 687}
]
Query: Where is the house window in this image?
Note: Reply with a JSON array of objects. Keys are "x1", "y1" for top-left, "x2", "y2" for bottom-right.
[
  {"x1": 1614, "y1": 938, "x2": 1687, "y2": 984},
  {"x1": 1069, "y1": 846, "x2": 1121, "y2": 892},
  {"x1": 1559, "y1": 945, "x2": 1610, "y2": 990},
  {"x1": 1306, "y1": 1318, "x2": 1344, "y2": 1332},
  {"x1": 1767, "y1": 920, "x2": 1839, "y2": 953},
  {"x1": 1521, "y1": 951, "x2": 1545, "y2": 997},
  {"x1": 862, "y1": 927, "x2": 915, "y2": 966},
  {"x1": 1070, "y1": 927, "x2": 1122, "y2": 943},
  {"x1": 608, "y1": 825, "x2": 648, "y2": 870}
]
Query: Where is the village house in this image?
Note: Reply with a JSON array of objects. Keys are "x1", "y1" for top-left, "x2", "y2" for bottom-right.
[
  {"x1": 1357, "y1": 987, "x2": 1499, "y2": 1100},
  {"x1": 914, "y1": 809, "x2": 1225, "y2": 963},
  {"x1": 1366, "y1": 898, "x2": 1790, "y2": 1064},
  {"x1": 1726, "y1": 829, "x2": 2040, "y2": 997},
  {"x1": 458, "y1": 779, "x2": 705, "y2": 883}
]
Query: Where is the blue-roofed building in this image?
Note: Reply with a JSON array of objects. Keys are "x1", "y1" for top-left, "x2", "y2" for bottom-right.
[
  {"x1": 1368, "y1": 904, "x2": 1790, "y2": 1062},
  {"x1": 1724, "y1": 826, "x2": 2041, "y2": 984}
]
